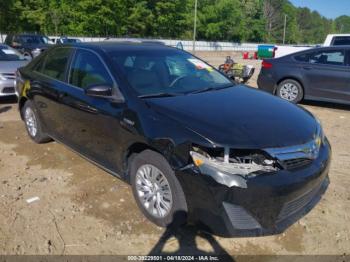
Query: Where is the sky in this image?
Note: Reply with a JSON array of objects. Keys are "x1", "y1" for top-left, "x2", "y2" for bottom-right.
[{"x1": 290, "y1": 0, "x2": 350, "y2": 19}]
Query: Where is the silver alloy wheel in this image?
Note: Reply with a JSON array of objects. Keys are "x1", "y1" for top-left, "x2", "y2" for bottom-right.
[
  {"x1": 24, "y1": 107, "x2": 38, "y2": 137},
  {"x1": 135, "y1": 164, "x2": 173, "y2": 218},
  {"x1": 279, "y1": 82, "x2": 299, "y2": 101}
]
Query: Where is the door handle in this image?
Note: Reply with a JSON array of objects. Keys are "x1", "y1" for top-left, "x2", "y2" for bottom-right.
[
  {"x1": 302, "y1": 66, "x2": 312, "y2": 70},
  {"x1": 75, "y1": 102, "x2": 98, "y2": 114}
]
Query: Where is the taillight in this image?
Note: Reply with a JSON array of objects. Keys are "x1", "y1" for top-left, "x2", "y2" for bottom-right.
[{"x1": 262, "y1": 60, "x2": 273, "y2": 69}]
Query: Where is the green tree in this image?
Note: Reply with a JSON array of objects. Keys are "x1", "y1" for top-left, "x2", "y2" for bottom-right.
[{"x1": 334, "y1": 15, "x2": 350, "y2": 33}]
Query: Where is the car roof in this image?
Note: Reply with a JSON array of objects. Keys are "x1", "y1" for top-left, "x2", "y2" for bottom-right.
[
  {"x1": 286, "y1": 45, "x2": 350, "y2": 57},
  {"x1": 13, "y1": 33, "x2": 46, "y2": 37},
  {"x1": 59, "y1": 41, "x2": 176, "y2": 53}
]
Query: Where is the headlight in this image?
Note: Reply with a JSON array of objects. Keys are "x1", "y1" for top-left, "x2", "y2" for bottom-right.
[
  {"x1": 190, "y1": 146, "x2": 278, "y2": 177},
  {"x1": 31, "y1": 48, "x2": 41, "y2": 57},
  {"x1": 0, "y1": 74, "x2": 7, "y2": 80}
]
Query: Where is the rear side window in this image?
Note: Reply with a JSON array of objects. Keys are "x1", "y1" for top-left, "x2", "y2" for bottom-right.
[
  {"x1": 69, "y1": 50, "x2": 113, "y2": 89},
  {"x1": 42, "y1": 48, "x2": 72, "y2": 81},
  {"x1": 309, "y1": 50, "x2": 345, "y2": 66},
  {"x1": 332, "y1": 37, "x2": 350, "y2": 46}
]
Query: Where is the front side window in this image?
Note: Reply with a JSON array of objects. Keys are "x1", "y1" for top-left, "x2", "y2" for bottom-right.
[
  {"x1": 42, "y1": 48, "x2": 72, "y2": 81},
  {"x1": 109, "y1": 49, "x2": 232, "y2": 96},
  {"x1": 69, "y1": 50, "x2": 113, "y2": 89},
  {"x1": 19, "y1": 35, "x2": 50, "y2": 45},
  {"x1": 309, "y1": 50, "x2": 345, "y2": 66}
]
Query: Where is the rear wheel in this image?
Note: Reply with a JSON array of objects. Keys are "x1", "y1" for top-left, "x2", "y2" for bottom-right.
[
  {"x1": 22, "y1": 101, "x2": 51, "y2": 143},
  {"x1": 129, "y1": 150, "x2": 188, "y2": 228},
  {"x1": 276, "y1": 79, "x2": 303, "y2": 103},
  {"x1": 23, "y1": 52, "x2": 32, "y2": 59}
]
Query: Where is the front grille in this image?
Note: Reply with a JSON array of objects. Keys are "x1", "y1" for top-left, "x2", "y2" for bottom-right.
[
  {"x1": 2, "y1": 73, "x2": 15, "y2": 80},
  {"x1": 282, "y1": 158, "x2": 312, "y2": 170},
  {"x1": 277, "y1": 181, "x2": 323, "y2": 221},
  {"x1": 265, "y1": 137, "x2": 321, "y2": 171},
  {"x1": 2, "y1": 87, "x2": 15, "y2": 94}
]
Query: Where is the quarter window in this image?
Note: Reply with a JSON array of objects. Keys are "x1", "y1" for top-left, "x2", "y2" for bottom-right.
[
  {"x1": 294, "y1": 53, "x2": 310, "y2": 62},
  {"x1": 69, "y1": 50, "x2": 113, "y2": 89},
  {"x1": 42, "y1": 48, "x2": 72, "y2": 81}
]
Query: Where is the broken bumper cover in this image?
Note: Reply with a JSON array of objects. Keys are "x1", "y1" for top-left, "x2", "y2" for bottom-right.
[{"x1": 176, "y1": 140, "x2": 331, "y2": 237}]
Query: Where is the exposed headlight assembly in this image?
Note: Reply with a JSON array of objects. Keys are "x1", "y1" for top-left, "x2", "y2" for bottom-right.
[
  {"x1": 315, "y1": 120, "x2": 326, "y2": 148},
  {"x1": 190, "y1": 146, "x2": 278, "y2": 177}
]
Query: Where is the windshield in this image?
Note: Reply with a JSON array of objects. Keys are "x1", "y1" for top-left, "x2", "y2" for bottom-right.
[
  {"x1": 61, "y1": 38, "x2": 81, "y2": 43},
  {"x1": 0, "y1": 46, "x2": 25, "y2": 61},
  {"x1": 20, "y1": 35, "x2": 50, "y2": 44},
  {"x1": 109, "y1": 49, "x2": 233, "y2": 96}
]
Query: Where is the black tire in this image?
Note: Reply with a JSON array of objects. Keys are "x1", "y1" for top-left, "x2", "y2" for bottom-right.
[
  {"x1": 276, "y1": 79, "x2": 303, "y2": 103},
  {"x1": 129, "y1": 150, "x2": 188, "y2": 228},
  {"x1": 23, "y1": 52, "x2": 33, "y2": 59},
  {"x1": 22, "y1": 100, "x2": 52, "y2": 144}
]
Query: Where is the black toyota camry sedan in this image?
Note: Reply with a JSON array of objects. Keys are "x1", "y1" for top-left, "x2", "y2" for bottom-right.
[{"x1": 15, "y1": 42, "x2": 331, "y2": 236}]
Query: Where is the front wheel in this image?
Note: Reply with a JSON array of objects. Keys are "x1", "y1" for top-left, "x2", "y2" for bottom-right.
[
  {"x1": 276, "y1": 79, "x2": 303, "y2": 103},
  {"x1": 129, "y1": 150, "x2": 188, "y2": 228}
]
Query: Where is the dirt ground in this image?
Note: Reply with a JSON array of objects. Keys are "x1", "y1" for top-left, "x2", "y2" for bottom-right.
[{"x1": 0, "y1": 52, "x2": 349, "y2": 257}]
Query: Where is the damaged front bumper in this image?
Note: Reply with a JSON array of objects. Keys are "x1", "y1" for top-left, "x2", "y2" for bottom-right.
[{"x1": 176, "y1": 139, "x2": 331, "y2": 237}]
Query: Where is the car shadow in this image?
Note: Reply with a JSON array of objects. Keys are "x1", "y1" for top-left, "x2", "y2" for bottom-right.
[
  {"x1": 0, "y1": 96, "x2": 17, "y2": 104},
  {"x1": 301, "y1": 100, "x2": 350, "y2": 111},
  {"x1": 0, "y1": 105, "x2": 12, "y2": 114},
  {"x1": 0, "y1": 96, "x2": 16, "y2": 114},
  {"x1": 148, "y1": 212, "x2": 235, "y2": 261}
]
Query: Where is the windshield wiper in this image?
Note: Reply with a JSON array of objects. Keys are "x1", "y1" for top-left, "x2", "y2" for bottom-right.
[
  {"x1": 188, "y1": 84, "x2": 233, "y2": 94},
  {"x1": 138, "y1": 92, "x2": 179, "y2": 99}
]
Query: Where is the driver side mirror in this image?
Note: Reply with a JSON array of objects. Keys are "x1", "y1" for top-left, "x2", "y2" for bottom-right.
[{"x1": 85, "y1": 85, "x2": 113, "y2": 97}]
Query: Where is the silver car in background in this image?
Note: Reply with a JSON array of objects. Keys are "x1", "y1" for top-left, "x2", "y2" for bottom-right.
[{"x1": 0, "y1": 44, "x2": 29, "y2": 97}]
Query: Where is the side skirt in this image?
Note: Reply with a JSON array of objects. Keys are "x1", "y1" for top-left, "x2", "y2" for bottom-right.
[{"x1": 49, "y1": 135, "x2": 126, "y2": 182}]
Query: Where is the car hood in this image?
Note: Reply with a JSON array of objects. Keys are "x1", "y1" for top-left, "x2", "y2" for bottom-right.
[
  {"x1": 146, "y1": 85, "x2": 317, "y2": 149},
  {"x1": 0, "y1": 61, "x2": 28, "y2": 74}
]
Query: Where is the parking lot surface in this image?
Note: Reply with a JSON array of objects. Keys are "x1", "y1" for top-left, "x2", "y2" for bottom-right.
[{"x1": 0, "y1": 52, "x2": 349, "y2": 255}]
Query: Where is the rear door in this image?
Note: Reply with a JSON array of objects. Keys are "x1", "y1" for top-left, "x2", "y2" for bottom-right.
[
  {"x1": 299, "y1": 49, "x2": 350, "y2": 101},
  {"x1": 29, "y1": 47, "x2": 74, "y2": 137}
]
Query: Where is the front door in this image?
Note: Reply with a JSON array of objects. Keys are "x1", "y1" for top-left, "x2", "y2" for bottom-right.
[{"x1": 56, "y1": 49, "x2": 126, "y2": 174}]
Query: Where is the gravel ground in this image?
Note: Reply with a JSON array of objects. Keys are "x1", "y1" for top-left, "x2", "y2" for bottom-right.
[{"x1": 0, "y1": 51, "x2": 349, "y2": 256}]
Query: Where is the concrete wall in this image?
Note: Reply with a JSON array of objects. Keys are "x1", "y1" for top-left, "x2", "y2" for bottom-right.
[{"x1": 0, "y1": 34, "x2": 260, "y2": 51}]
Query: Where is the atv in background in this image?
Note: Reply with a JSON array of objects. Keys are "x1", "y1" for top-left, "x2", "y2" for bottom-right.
[{"x1": 219, "y1": 56, "x2": 255, "y2": 84}]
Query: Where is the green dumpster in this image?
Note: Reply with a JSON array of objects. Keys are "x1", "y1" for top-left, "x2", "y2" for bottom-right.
[{"x1": 258, "y1": 45, "x2": 276, "y2": 59}]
